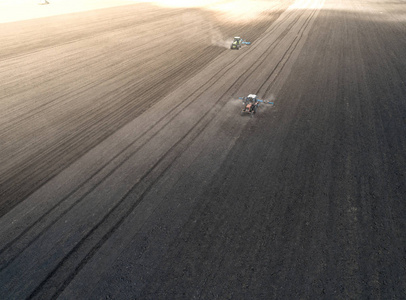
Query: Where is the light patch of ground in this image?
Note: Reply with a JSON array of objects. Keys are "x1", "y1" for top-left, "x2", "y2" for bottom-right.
[
  {"x1": 138, "y1": 0, "x2": 284, "y2": 21},
  {"x1": 0, "y1": 0, "x2": 284, "y2": 24}
]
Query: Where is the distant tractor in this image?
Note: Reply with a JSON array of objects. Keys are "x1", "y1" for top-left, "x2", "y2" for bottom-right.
[{"x1": 230, "y1": 37, "x2": 251, "y2": 50}]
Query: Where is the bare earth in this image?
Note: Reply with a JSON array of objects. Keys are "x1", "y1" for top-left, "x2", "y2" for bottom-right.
[{"x1": 0, "y1": 0, "x2": 405, "y2": 298}]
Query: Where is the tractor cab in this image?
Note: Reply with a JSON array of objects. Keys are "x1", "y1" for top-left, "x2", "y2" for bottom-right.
[
  {"x1": 246, "y1": 94, "x2": 257, "y2": 103},
  {"x1": 233, "y1": 37, "x2": 242, "y2": 44}
]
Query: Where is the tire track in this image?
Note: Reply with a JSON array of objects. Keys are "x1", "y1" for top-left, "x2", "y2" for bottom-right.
[
  {"x1": 0, "y1": 39, "x2": 219, "y2": 215},
  {"x1": 0, "y1": 0, "x2": 303, "y2": 273},
  {"x1": 30, "y1": 6, "x2": 322, "y2": 299},
  {"x1": 0, "y1": 0, "x2": 294, "y2": 259},
  {"x1": 257, "y1": 1, "x2": 322, "y2": 96},
  {"x1": 0, "y1": 47, "x2": 226, "y2": 271},
  {"x1": 0, "y1": 3, "x2": 287, "y2": 216},
  {"x1": 0, "y1": 2, "x2": 314, "y2": 298},
  {"x1": 0, "y1": 12, "x2": 281, "y2": 270},
  {"x1": 133, "y1": 1, "x2": 325, "y2": 296}
]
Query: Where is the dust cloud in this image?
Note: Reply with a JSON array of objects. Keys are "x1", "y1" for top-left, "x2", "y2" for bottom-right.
[{"x1": 208, "y1": 24, "x2": 233, "y2": 49}]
